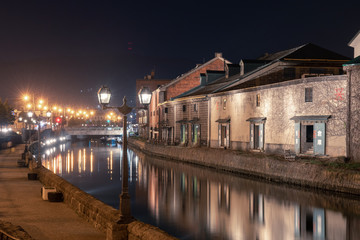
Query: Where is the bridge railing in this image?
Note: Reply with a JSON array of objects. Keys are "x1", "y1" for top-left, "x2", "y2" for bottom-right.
[
  {"x1": 65, "y1": 126, "x2": 123, "y2": 136},
  {"x1": 65, "y1": 126, "x2": 122, "y2": 131}
]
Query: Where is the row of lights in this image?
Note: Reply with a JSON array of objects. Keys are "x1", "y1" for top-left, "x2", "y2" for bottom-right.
[{"x1": 22, "y1": 94, "x2": 96, "y2": 119}]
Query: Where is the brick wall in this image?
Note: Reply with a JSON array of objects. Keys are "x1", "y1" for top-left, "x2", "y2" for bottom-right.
[{"x1": 166, "y1": 59, "x2": 226, "y2": 101}]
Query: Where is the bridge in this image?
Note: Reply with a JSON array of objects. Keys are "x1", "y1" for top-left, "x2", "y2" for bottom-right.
[{"x1": 65, "y1": 127, "x2": 123, "y2": 137}]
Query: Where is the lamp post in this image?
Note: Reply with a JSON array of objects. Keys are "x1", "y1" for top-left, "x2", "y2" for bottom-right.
[
  {"x1": 28, "y1": 110, "x2": 52, "y2": 167},
  {"x1": 97, "y1": 85, "x2": 133, "y2": 222},
  {"x1": 138, "y1": 86, "x2": 152, "y2": 140},
  {"x1": 27, "y1": 111, "x2": 34, "y2": 144}
]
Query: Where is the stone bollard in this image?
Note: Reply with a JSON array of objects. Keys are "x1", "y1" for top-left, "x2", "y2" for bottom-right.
[{"x1": 27, "y1": 173, "x2": 37, "y2": 180}]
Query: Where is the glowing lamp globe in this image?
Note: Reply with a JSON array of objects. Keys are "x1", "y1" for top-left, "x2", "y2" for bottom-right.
[
  {"x1": 97, "y1": 86, "x2": 111, "y2": 106},
  {"x1": 138, "y1": 86, "x2": 152, "y2": 106}
]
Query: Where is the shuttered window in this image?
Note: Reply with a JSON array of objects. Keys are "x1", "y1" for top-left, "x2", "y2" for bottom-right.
[{"x1": 256, "y1": 94, "x2": 260, "y2": 107}]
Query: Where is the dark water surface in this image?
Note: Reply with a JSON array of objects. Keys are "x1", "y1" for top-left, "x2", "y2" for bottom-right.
[{"x1": 42, "y1": 141, "x2": 360, "y2": 240}]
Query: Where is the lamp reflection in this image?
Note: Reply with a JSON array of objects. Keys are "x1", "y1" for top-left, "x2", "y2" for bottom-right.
[
  {"x1": 42, "y1": 143, "x2": 359, "y2": 240},
  {"x1": 83, "y1": 148, "x2": 86, "y2": 172},
  {"x1": 90, "y1": 150, "x2": 93, "y2": 173},
  {"x1": 71, "y1": 150, "x2": 74, "y2": 172},
  {"x1": 67, "y1": 150, "x2": 70, "y2": 174},
  {"x1": 78, "y1": 149, "x2": 82, "y2": 173}
]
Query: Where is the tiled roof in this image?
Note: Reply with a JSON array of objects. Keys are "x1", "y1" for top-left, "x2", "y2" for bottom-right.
[
  {"x1": 258, "y1": 43, "x2": 349, "y2": 61},
  {"x1": 172, "y1": 43, "x2": 350, "y2": 101}
]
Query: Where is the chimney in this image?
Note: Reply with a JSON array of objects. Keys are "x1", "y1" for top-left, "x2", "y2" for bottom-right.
[
  {"x1": 215, "y1": 52, "x2": 222, "y2": 58},
  {"x1": 240, "y1": 60, "x2": 245, "y2": 76}
]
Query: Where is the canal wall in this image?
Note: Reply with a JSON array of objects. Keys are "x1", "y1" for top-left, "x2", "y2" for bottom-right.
[
  {"x1": 34, "y1": 164, "x2": 177, "y2": 240},
  {"x1": 128, "y1": 138, "x2": 360, "y2": 196}
]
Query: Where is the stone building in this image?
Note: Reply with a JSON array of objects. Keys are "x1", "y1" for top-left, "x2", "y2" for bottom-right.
[
  {"x1": 207, "y1": 43, "x2": 350, "y2": 156},
  {"x1": 210, "y1": 75, "x2": 348, "y2": 156},
  {"x1": 343, "y1": 30, "x2": 360, "y2": 161}
]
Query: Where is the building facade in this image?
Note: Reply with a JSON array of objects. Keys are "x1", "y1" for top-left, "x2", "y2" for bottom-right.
[
  {"x1": 148, "y1": 53, "x2": 230, "y2": 143},
  {"x1": 209, "y1": 75, "x2": 348, "y2": 157},
  {"x1": 165, "y1": 43, "x2": 350, "y2": 158},
  {"x1": 138, "y1": 37, "x2": 360, "y2": 160},
  {"x1": 136, "y1": 71, "x2": 171, "y2": 139}
]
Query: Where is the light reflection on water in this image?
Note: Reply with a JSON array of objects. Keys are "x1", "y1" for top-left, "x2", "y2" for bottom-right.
[{"x1": 42, "y1": 141, "x2": 360, "y2": 240}]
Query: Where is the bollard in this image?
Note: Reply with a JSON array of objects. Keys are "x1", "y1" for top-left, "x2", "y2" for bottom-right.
[{"x1": 47, "y1": 192, "x2": 64, "y2": 202}]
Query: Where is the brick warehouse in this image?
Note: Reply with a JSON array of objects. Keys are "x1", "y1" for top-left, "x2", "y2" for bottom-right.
[{"x1": 148, "y1": 53, "x2": 230, "y2": 142}]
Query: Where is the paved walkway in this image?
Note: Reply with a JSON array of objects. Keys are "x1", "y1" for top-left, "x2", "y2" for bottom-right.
[{"x1": 0, "y1": 144, "x2": 106, "y2": 240}]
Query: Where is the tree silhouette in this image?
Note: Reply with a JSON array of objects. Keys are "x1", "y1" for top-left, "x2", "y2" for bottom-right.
[{"x1": 0, "y1": 99, "x2": 15, "y2": 130}]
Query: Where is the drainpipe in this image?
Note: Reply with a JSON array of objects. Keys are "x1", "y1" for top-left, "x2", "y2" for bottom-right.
[
  {"x1": 207, "y1": 96, "x2": 211, "y2": 147},
  {"x1": 346, "y1": 69, "x2": 352, "y2": 160}
]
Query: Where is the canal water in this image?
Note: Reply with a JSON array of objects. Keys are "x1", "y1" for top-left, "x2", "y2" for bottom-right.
[{"x1": 42, "y1": 140, "x2": 360, "y2": 240}]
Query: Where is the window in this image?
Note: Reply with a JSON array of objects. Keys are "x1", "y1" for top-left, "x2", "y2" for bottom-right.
[
  {"x1": 194, "y1": 104, "x2": 198, "y2": 112},
  {"x1": 223, "y1": 98, "x2": 227, "y2": 110},
  {"x1": 183, "y1": 105, "x2": 186, "y2": 112},
  {"x1": 164, "y1": 107, "x2": 168, "y2": 114},
  {"x1": 305, "y1": 88, "x2": 313, "y2": 102},
  {"x1": 256, "y1": 94, "x2": 260, "y2": 107}
]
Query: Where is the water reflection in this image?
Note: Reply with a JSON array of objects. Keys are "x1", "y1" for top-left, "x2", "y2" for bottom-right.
[{"x1": 43, "y1": 141, "x2": 360, "y2": 240}]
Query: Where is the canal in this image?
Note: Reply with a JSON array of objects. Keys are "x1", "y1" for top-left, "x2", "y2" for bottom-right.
[{"x1": 42, "y1": 140, "x2": 360, "y2": 240}]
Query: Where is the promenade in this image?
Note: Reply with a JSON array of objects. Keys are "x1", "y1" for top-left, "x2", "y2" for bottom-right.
[{"x1": 0, "y1": 144, "x2": 105, "y2": 240}]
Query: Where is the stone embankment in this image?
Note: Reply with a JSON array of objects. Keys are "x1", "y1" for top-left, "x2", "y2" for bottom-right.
[
  {"x1": 128, "y1": 138, "x2": 360, "y2": 196},
  {"x1": 0, "y1": 144, "x2": 177, "y2": 240},
  {"x1": 34, "y1": 156, "x2": 177, "y2": 240}
]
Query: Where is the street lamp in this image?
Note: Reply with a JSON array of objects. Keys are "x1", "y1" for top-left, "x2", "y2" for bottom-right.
[
  {"x1": 138, "y1": 86, "x2": 152, "y2": 140},
  {"x1": 97, "y1": 85, "x2": 133, "y2": 222},
  {"x1": 97, "y1": 85, "x2": 112, "y2": 107},
  {"x1": 138, "y1": 86, "x2": 152, "y2": 106},
  {"x1": 35, "y1": 110, "x2": 52, "y2": 167}
]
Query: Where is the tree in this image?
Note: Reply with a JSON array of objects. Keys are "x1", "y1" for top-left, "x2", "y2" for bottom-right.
[{"x1": 0, "y1": 99, "x2": 15, "y2": 130}]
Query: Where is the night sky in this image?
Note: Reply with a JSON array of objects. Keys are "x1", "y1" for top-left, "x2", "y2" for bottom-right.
[{"x1": 0, "y1": 0, "x2": 359, "y2": 107}]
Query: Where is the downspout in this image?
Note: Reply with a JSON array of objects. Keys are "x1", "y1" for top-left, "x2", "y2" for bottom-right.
[
  {"x1": 174, "y1": 105, "x2": 176, "y2": 144},
  {"x1": 346, "y1": 69, "x2": 352, "y2": 160},
  {"x1": 207, "y1": 96, "x2": 211, "y2": 147}
]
